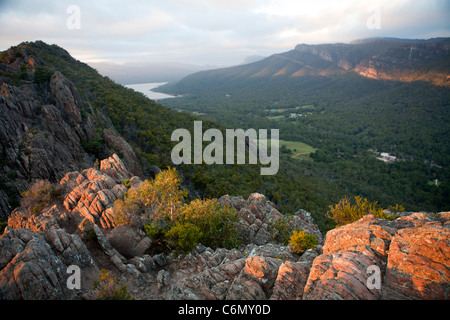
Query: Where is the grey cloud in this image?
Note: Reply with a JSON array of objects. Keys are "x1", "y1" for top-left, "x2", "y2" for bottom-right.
[{"x1": 0, "y1": 0, "x2": 448, "y2": 66}]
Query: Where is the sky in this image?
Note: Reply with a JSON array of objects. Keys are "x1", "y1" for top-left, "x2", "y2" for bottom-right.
[{"x1": 0, "y1": 0, "x2": 449, "y2": 66}]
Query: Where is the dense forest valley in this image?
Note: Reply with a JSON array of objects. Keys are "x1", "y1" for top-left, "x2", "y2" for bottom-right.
[
  {"x1": 155, "y1": 40, "x2": 450, "y2": 232},
  {"x1": 1, "y1": 40, "x2": 449, "y2": 233}
]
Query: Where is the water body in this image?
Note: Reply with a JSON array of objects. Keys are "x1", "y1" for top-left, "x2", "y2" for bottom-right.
[{"x1": 125, "y1": 82, "x2": 176, "y2": 100}]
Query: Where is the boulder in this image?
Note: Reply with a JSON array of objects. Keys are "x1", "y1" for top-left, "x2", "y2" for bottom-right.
[
  {"x1": 310, "y1": 211, "x2": 450, "y2": 300},
  {"x1": 219, "y1": 193, "x2": 322, "y2": 246},
  {"x1": 303, "y1": 249, "x2": 383, "y2": 300},
  {"x1": 323, "y1": 214, "x2": 396, "y2": 256},
  {"x1": 102, "y1": 128, "x2": 143, "y2": 178},
  {"x1": 383, "y1": 222, "x2": 450, "y2": 299},
  {"x1": 106, "y1": 225, "x2": 152, "y2": 259},
  {"x1": 0, "y1": 227, "x2": 98, "y2": 300}
]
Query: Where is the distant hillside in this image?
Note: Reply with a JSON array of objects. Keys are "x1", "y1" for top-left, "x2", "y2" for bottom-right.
[{"x1": 159, "y1": 37, "x2": 450, "y2": 94}]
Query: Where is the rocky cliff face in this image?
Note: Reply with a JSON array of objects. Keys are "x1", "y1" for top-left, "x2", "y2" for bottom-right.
[
  {"x1": 0, "y1": 154, "x2": 448, "y2": 300},
  {"x1": 294, "y1": 38, "x2": 450, "y2": 86},
  {"x1": 0, "y1": 43, "x2": 142, "y2": 220}
]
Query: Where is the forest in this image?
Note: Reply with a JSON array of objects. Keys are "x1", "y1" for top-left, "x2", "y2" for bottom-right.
[{"x1": 157, "y1": 69, "x2": 450, "y2": 225}]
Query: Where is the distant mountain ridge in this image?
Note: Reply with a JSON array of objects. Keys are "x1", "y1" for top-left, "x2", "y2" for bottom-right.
[{"x1": 160, "y1": 37, "x2": 450, "y2": 93}]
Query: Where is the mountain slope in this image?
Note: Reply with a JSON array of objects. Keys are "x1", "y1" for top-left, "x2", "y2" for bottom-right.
[{"x1": 160, "y1": 37, "x2": 450, "y2": 94}]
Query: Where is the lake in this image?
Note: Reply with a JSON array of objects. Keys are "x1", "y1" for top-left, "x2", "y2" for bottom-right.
[{"x1": 125, "y1": 82, "x2": 176, "y2": 100}]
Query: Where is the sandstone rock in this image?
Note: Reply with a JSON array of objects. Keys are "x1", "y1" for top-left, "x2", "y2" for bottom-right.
[
  {"x1": 0, "y1": 59, "x2": 142, "y2": 221},
  {"x1": 182, "y1": 257, "x2": 247, "y2": 300},
  {"x1": 291, "y1": 209, "x2": 323, "y2": 243},
  {"x1": 61, "y1": 155, "x2": 139, "y2": 229},
  {"x1": 100, "y1": 153, "x2": 132, "y2": 182},
  {"x1": 219, "y1": 193, "x2": 321, "y2": 246},
  {"x1": 383, "y1": 222, "x2": 450, "y2": 300},
  {"x1": 270, "y1": 261, "x2": 311, "y2": 300},
  {"x1": 172, "y1": 242, "x2": 314, "y2": 300},
  {"x1": 243, "y1": 243, "x2": 297, "y2": 262},
  {"x1": 106, "y1": 225, "x2": 152, "y2": 259},
  {"x1": 129, "y1": 254, "x2": 157, "y2": 273},
  {"x1": 0, "y1": 227, "x2": 98, "y2": 300},
  {"x1": 92, "y1": 223, "x2": 127, "y2": 269},
  {"x1": 8, "y1": 204, "x2": 67, "y2": 232},
  {"x1": 270, "y1": 246, "x2": 321, "y2": 300},
  {"x1": 235, "y1": 256, "x2": 283, "y2": 297},
  {"x1": 0, "y1": 79, "x2": 86, "y2": 201},
  {"x1": 157, "y1": 270, "x2": 170, "y2": 292},
  {"x1": 49, "y1": 71, "x2": 84, "y2": 137},
  {"x1": 308, "y1": 211, "x2": 450, "y2": 300},
  {"x1": 102, "y1": 128, "x2": 143, "y2": 178},
  {"x1": 323, "y1": 214, "x2": 396, "y2": 256},
  {"x1": 0, "y1": 190, "x2": 12, "y2": 221},
  {"x1": 303, "y1": 249, "x2": 383, "y2": 300}
]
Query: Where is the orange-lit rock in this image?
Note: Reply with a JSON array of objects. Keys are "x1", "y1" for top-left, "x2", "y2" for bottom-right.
[{"x1": 383, "y1": 222, "x2": 450, "y2": 299}]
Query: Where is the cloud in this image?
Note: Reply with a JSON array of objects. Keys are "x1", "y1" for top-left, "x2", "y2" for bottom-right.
[{"x1": 0, "y1": 0, "x2": 448, "y2": 65}]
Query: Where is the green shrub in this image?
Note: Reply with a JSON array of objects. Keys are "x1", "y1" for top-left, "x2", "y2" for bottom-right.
[
  {"x1": 387, "y1": 204, "x2": 405, "y2": 219},
  {"x1": 93, "y1": 269, "x2": 133, "y2": 300},
  {"x1": 34, "y1": 66, "x2": 53, "y2": 84},
  {"x1": 113, "y1": 168, "x2": 241, "y2": 251},
  {"x1": 179, "y1": 199, "x2": 241, "y2": 249},
  {"x1": 144, "y1": 220, "x2": 167, "y2": 239},
  {"x1": 326, "y1": 196, "x2": 388, "y2": 227},
  {"x1": 289, "y1": 230, "x2": 319, "y2": 254},
  {"x1": 123, "y1": 178, "x2": 131, "y2": 188},
  {"x1": 166, "y1": 222, "x2": 202, "y2": 253},
  {"x1": 268, "y1": 216, "x2": 292, "y2": 245},
  {"x1": 113, "y1": 167, "x2": 187, "y2": 226}
]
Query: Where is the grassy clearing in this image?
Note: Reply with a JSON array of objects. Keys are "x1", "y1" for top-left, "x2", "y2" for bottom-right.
[
  {"x1": 258, "y1": 139, "x2": 317, "y2": 161},
  {"x1": 266, "y1": 105, "x2": 316, "y2": 113}
]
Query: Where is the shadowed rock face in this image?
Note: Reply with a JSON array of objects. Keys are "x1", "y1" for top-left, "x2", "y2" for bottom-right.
[
  {"x1": 1, "y1": 154, "x2": 449, "y2": 300},
  {"x1": 0, "y1": 52, "x2": 142, "y2": 220},
  {"x1": 0, "y1": 227, "x2": 98, "y2": 300}
]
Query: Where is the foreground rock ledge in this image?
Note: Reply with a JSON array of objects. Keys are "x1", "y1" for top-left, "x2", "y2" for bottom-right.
[{"x1": 1, "y1": 154, "x2": 449, "y2": 300}]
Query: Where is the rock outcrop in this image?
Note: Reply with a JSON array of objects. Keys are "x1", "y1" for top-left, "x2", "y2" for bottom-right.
[
  {"x1": 304, "y1": 213, "x2": 449, "y2": 300},
  {"x1": 0, "y1": 227, "x2": 98, "y2": 299},
  {"x1": 0, "y1": 154, "x2": 448, "y2": 300},
  {"x1": 218, "y1": 193, "x2": 323, "y2": 246},
  {"x1": 61, "y1": 154, "x2": 136, "y2": 229}
]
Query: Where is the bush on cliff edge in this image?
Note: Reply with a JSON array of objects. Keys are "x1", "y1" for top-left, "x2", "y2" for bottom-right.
[{"x1": 113, "y1": 167, "x2": 241, "y2": 252}]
